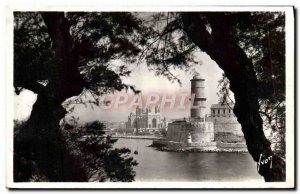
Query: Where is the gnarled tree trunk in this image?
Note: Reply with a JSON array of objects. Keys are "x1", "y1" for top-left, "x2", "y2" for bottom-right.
[
  {"x1": 181, "y1": 12, "x2": 285, "y2": 181},
  {"x1": 14, "y1": 12, "x2": 87, "y2": 181}
]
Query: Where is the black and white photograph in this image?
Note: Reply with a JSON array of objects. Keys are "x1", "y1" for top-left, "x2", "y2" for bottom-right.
[{"x1": 6, "y1": 6, "x2": 295, "y2": 189}]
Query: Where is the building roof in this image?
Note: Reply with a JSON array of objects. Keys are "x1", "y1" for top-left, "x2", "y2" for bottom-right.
[
  {"x1": 190, "y1": 73, "x2": 205, "y2": 81},
  {"x1": 210, "y1": 103, "x2": 233, "y2": 109}
]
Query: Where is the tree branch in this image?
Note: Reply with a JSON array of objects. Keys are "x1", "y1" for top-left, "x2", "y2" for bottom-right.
[
  {"x1": 181, "y1": 12, "x2": 285, "y2": 181},
  {"x1": 15, "y1": 80, "x2": 46, "y2": 95}
]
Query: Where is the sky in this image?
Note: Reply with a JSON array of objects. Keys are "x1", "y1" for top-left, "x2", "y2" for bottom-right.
[
  {"x1": 14, "y1": 51, "x2": 224, "y2": 123},
  {"x1": 13, "y1": 12, "x2": 227, "y2": 124}
]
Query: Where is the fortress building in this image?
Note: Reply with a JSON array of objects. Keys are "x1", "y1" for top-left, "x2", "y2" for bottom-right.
[
  {"x1": 208, "y1": 103, "x2": 243, "y2": 136},
  {"x1": 207, "y1": 103, "x2": 244, "y2": 143},
  {"x1": 165, "y1": 74, "x2": 216, "y2": 150},
  {"x1": 153, "y1": 73, "x2": 246, "y2": 152}
]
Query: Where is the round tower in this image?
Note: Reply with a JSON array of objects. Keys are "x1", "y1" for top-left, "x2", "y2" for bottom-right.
[{"x1": 190, "y1": 74, "x2": 206, "y2": 119}]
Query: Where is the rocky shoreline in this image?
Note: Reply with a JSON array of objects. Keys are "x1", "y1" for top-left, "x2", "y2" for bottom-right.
[{"x1": 149, "y1": 141, "x2": 248, "y2": 153}]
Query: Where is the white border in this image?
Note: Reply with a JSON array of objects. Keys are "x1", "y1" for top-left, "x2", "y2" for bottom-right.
[
  {"x1": 6, "y1": 5, "x2": 297, "y2": 12},
  {"x1": 6, "y1": 6, "x2": 295, "y2": 189}
]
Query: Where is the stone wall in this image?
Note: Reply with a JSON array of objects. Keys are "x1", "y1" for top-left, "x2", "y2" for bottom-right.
[
  {"x1": 216, "y1": 141, "x2": 248, "y2": 152},
  {"x1": 207, "y1": 116, "x2": 243, "y2": 136},
  {"x1": 166, "y1": 122, "x2": 187, "y2": 142},
  {"x1": 166, "y1": 121, "x2": 214, "y2": 143},
  {"x1": 190, "y1": 121, "x2": 214, "y2": 142},
  {"x1": 152, "y1": 139, "x2": 247, "y2": 152},
  {"x1": 215, "y1": 132, "x2": 245, "y2": 143}
]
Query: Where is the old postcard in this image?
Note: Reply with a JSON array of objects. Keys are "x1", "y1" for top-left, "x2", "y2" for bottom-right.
[{"x1": 6, "y1": 6, "x2": 295, "y2": 189}]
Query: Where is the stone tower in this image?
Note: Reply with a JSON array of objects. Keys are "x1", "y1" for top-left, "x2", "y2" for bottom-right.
[{"x1": 190, "y1": 74, "x2": 206, "y2": 120}]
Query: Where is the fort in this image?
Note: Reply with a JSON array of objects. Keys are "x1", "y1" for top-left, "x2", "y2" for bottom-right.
[{"x1": 152, "y1": 73, "x2": 247, "y2": 152}]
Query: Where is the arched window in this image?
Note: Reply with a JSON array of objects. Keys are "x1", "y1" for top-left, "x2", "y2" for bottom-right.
[
  {"x1": 133, "y1": 118, "x2": 137, "y2": 128},
  {"x1": 152, "y1": 118, "x2": 157, "y2": 128}
]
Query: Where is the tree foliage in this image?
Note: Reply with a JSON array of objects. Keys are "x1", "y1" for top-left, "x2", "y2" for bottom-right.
[
  {"x1": 14, "y1": 12, "x2": 144, "y2": 96},
  {"x1": 14, "y1": 12, "x2": 54, "y2": 95},
  {"x1": 137, "y1": 13, "x2": 200, "y2": 85},
  {"x1": 216, "y1": 12, "x2": 286, "y2": 158},
  {"x1": 13, "y1": 12, "x2": 144, "y2": 182},
  {"x1": 62, "y1": 121, "x2": 138, "y2": 182}
]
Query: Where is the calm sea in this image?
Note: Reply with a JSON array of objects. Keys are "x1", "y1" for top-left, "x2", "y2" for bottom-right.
[{"x1": 114, "y1": 138, "x2": 264, "y2": 182}]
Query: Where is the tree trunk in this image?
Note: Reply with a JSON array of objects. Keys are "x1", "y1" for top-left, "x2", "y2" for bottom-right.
[
  {"x1": 14, "y1": 12, "x2": 87, "y2": 181},
  {"x1": 15, "y1": 89, "x2": 66, "y2": 181},
  {"x1": 14, "y1": 85, "x2": 87, "y2": 181},
  {"x1": 181, "y1": 13, "x2": 285, "y2": 181}
]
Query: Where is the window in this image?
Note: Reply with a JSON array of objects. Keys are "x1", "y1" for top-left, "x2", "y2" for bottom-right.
[
  {"x1": 218, "y1": 109, "x2": 220, "y2": 114},
  {"x1": 212, "y1": 110, "x2": 215, "y2": 114},
  {"x1": 152, "y1": 118, "x2": 157, "y2": 128},
  {"x1": 223, "y1": 109, "x2": 225, "y2": 114},
  {"x1": 229, "y1": 109, "x2": 231, "y2": 113}
]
